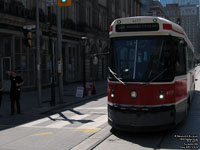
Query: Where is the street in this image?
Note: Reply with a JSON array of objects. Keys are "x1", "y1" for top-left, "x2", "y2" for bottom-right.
[{"x1": 0, "y1": 67, "x2": 200, "y2": 150}]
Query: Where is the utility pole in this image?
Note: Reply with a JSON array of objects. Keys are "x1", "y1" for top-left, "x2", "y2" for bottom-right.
[
  {"x1": 56, "y1": 6, "x2": 64, "y2": 103},
  {"x1": 48, "y1": 6, "x2": 56, "y2": 106},
  {"x1": 36, "y1": 0, "x2": 41, "y2": 107},
  {"x1": 81, "y1": 36, "x2": 88, "y2": 97}
]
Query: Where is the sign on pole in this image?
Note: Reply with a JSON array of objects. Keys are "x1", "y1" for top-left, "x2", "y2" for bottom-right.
[
  {"x1": 57, "y1": 57, "x2": 62, "y2": 75},
  {"x1": 23, "y1": 24, "x2": 36, "y2": 30}
]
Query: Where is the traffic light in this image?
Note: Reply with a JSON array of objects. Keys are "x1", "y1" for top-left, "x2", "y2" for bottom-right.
[
  {"x1": 27, "y1": 31, "x2": 32, "y2": 47},
  {"x1": 23, "y1": 30, "x2": 32, "y2": 48},
  {"x1": 57, "y1": 0, "x2": 71, "y2": 6}
]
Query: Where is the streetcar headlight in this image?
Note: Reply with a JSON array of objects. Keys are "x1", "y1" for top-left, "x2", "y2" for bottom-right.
[
  {"x1": 159, "y1": 94, "x2": 164, "y2": 99},
  {"x1": 130, "y1": 90, "x2": 137, "y2": 99},
  {"x1": 159, "y1": 90, "x2": 164, "y2": 99},
  {"x1": 110, "y1": 89, "x2": 115, "y2": 98},
  {"x1": 111, "y1": 93, "x2": 115, "y2": 98}
]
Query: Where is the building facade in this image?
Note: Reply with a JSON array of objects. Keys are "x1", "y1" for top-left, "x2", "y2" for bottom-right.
[
  {"x1": 149, "y1": 0, "x2": 169, "y2": 19},
  {"x1": 164, "y1": 3, "x2": 181, "y2": 24},
  {"x1": 180, "y1": 5, "x2": 200, "y2": 56},
  {"x1": 164, "y1": 3, "x2": 200, "y2": 58},
  {"x1": 0, "y1": 0, "x2": 141, "y2": 91},
  {"x1": 141, "y1": 0, "x2": 168, "y2": 19},
  {"x1": 141, "y1": 0, "x2": 154, "y2": 16}
]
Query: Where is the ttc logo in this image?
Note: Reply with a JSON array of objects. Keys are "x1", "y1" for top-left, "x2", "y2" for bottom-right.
[{"x1": 57, "y1": 0, "x2": 71, "y2": 6}]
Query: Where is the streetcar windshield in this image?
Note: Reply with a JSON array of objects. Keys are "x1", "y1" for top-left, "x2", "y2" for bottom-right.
[{"x1": 109, "y1": 36, "x2": 176, "y2": 82}]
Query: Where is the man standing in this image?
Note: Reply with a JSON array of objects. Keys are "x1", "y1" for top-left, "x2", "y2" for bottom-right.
[{"x1": 8, "y1": 69, "x2": 24, "y2": 115}]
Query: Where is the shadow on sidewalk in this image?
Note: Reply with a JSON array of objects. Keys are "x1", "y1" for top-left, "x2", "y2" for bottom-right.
[{"x1": 0, "y1": 93, "x2": 107, "y2": 132}]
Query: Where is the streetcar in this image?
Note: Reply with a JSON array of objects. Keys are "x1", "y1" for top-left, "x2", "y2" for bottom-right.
[{"x1": 108, "y1": 16, "x2": 196, "y2": 132}]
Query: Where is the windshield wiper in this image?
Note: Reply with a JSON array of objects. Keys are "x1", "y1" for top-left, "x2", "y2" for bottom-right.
[
  {"x1": 108, "y1": 67, "x2": 127, "y2": 85},
  {"x1": 144, "y1": 68, "x2": 168, "y2": 85}
]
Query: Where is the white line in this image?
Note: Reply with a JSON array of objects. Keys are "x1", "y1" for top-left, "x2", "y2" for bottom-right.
[
  {"x1": 78, "y1": 115, "x2": 107, "y2": 129},
  {"x1": 75, "y1": 107, "x2": 107, "y2": 110},
  {"x1": 46, "y1": 114, "x2": 89, "y2": 128},
  {"x1": 19, "y1": 114, "x2": 60, "y2": 127}
]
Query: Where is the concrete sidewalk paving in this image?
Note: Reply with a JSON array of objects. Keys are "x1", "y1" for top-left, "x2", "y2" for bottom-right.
[{"x1": 0, "y1": 80, "x2": 107, "y2": 116}]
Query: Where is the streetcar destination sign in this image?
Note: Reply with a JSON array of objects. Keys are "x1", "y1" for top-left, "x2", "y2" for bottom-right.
[{"x1": 116, "y1": 23, "x2": 159, "y2": 32}]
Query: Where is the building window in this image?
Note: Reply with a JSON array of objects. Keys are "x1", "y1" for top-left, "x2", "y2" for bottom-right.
[
  {"x1": 99, "y1": 12, "x2": 103, "y2": 30},
  {"x1": 72, "y1": 1, "x2": 79, "y2": 25},
  {"x1": 86, "y1": 6, "x2": 92, "y2": 27}
]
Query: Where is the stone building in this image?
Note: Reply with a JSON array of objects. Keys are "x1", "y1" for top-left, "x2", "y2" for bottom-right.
[{"x1": 0, "y1": 0, "x2": 141, "y2": 91}]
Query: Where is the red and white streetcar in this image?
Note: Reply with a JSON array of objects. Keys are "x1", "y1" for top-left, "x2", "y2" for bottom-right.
[{"x1": 108, "y1": 16, "x2": 196, "y2": 131}]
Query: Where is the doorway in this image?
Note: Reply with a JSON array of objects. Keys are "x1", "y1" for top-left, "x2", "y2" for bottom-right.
[
  {"x1": 1, "y1": 57, "x2": 11, "y2": 91},
  {"x1": 64, "y1": 44, "x2": 80, "y2": 82}
]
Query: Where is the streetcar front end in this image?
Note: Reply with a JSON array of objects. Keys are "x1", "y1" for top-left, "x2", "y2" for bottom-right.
[{"x1": 108, "y1": 16, "x2": 190, "y2": 132}]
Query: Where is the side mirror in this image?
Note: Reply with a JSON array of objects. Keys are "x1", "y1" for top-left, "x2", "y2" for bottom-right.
[{"x1": 179, "y1": 40, "x2": 186, "y2": 46}]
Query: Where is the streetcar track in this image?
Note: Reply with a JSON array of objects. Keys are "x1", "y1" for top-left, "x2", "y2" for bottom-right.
[
  {"x1": 89, "y1": 132, "x2": 112, "y2": 150},
  {"x1": 154, "y1": 131, "x2": 169, "y2": 150}
]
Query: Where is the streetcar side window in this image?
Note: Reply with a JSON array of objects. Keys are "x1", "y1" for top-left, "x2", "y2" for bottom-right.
[
  {"x1": 109, "y1": 39, "x2": 117, "y2": 73},
  {"x1": 175, "y1": 41, "x2": 186, "y2": 76},
  {"x1": 186, "y1": 47, "x2": 194, "y2": 71}
]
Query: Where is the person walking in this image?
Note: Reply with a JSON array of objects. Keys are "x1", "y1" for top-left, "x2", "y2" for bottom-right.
[{"x1": 8, "y1": 69, "x2": 24, "y2": 115}]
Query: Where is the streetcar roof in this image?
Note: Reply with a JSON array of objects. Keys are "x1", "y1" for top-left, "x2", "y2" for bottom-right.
[{"x1": 109, "y1": 16, "x2": 194, "y2": 51}]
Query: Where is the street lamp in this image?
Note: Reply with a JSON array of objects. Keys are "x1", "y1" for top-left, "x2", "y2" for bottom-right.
[{"x1": 81, "y1": 36, "x2": 88, "y2": 97}]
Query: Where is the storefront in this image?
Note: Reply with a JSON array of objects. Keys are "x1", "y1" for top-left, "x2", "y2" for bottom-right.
[{"x1": 0, "y1": 29, "x2": 52, "y2": 90}]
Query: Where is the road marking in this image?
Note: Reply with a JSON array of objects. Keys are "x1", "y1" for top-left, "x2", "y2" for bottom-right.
[
  {"x1": 75, "y1": 128, "x2": 100, "y2": 133},
  {"x1": 75, "y1": 107, "x2": 106, "y2": 110},
  {"x1": 78, "y1": 115, "x2": 107, "y2": 129},
  {"x1": 46, "y1": 114, "x2": 89, "y2": 128},
  {"x1": 19, "y1": 114, "x2": 60, "y2": 127},
  {"x1": 31, "y1": 132, "x2": 53, "y2": 136}
]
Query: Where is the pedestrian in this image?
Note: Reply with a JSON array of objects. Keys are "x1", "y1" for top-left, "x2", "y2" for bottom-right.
[{"x1": 8, "y1": 69, "x2": 24, "y2": 115}]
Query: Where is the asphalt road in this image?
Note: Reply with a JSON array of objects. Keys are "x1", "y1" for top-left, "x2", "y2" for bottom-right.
[{"x1": 0, "y1": 67, "x2": 200, "y2": 150}]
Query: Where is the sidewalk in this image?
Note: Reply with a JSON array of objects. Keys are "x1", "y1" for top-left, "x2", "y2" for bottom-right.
[{"x1": 0, "y1": 80, "x2": 107, "y2": 116}]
